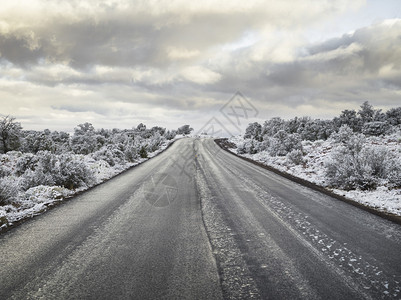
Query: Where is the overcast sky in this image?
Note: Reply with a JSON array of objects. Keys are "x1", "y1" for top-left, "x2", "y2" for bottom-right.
[{"x1": 1, "y1": 0, "x2": 400, "y2": 134}]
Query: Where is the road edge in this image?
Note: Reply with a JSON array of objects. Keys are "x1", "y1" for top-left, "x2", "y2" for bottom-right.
[{"x1": 214, "y1": 138, "x2": 401, "y2": 226}]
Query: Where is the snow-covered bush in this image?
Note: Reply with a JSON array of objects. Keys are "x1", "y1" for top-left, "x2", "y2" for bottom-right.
[
  {"x1": 362, "y1": 121, "x2": 390, "y2": 136},
  {"x1": 111, "y1": 147, "x2": 126, "y2": 165},
  {"x1": 235, "y1": 139, "x2": 258, "y2": 154},
  {"x1": 325, "y1": 143, "x2": 401, "y2": 191},
  {"x1": 0, "y1": 164, "x2": 10, "y2": 178},
  {"x1": 236, "y1": 141, "x2": 247, "y2": 154},
  {"x1": 0, "y1": 116, "x2": 22, "y2": 153},
  {"x1": 262, "y1": 117, "x2": 285, "y2": 137},
  {"x1": 386, "y1": 107, "x2": 401, "y2": 126},
  {"x1": 15, "y1": 153, "x2": 38, "y2": 176},
  {"x1": 147, "y1": 132, "x2": 165, "y2": 152},
  {"x1": 139, "y1": 146, "x2": 148, "y2": 158},
  {"x1": 177, "y1": 125, "x2": 193, "y2": 135},
  {"x1": 18, "y1": 151, "x2": 59, "y2": 191},
  {"x1": 0, "y1": 177, "x2": 19, "y2": 205},
  {"x1": 22, "y1": 168, "x2": 55, "y2": 191},
  {"x1": 269, "y1": 131, "x2": 302, "y2": 157},
  {"x1": 164, "y1": 130, "x2": 177, "y2": 140},
  {"x1": 244, "y1": 122, "x2": 262, "y2": 140},
  {"x1": 21, "y1": 131, "x2": 55, "y2": 153},
  {"x1": 92, "y1": 147, "x2": 117, "y2": 166},
  {"x1": 286, "y1": 149, "x2": 304, "y2": 165},
  {"x1": 55, "y1": 154, "x2": 95, "y2": 189},
  {"x1": 330, "y1": 125, "x2": 365, "y2": 153},
  {"x1": 325, "y1": 146, "x2": 369, "y2": 190},
  {"x1": 330, "y1": 125, "x2": 354, "y2": 144},
  {"x1": 256, "y1": 138, "x2": 270, "y2": 152},
  {"x1": 124, "y1": 143, "x2": 138, "y2": 162}
]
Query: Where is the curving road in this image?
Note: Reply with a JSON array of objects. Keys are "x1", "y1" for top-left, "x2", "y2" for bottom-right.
[{"x1": 1, "y1": 138, "x2": 401, "y2": 299}]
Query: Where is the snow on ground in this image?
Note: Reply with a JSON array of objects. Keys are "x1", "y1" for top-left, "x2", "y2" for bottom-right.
[
  {"x1": 0, "y1": 137, "x2": 181, "y2": 231},
  {"x1": 228, "y1": 135, "x2": 401, "y2": 217}
]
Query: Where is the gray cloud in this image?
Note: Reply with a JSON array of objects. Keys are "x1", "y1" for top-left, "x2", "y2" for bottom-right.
[
  {"x1": 0, "y1": 0, "x2": 362, "y2": 68},
  {"x1": 1, "y1": 1, "x2": 400, "y2": 132}
]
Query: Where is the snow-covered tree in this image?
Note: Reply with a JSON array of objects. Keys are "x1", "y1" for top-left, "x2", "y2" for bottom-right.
[
  {"x1": 333, "y1": 109, "x2": 361, "y2": 132},
  {"x1": 21, "y1": 130, "x2": 55, "y2": 153},
  {"x1": 244, "y1": 122, "x2": 262, "y2": 140},
  {"x1": 358, "y1": 101, "x2": 385, "y2": 124},
  {"x1": 177, "y1": 125, "x2": 193, "y2": 135},
  {"x1": 362, "y1": 121, "x2": 390, "y2": 136},
  {"x1": 70, "y1": 123, "x2": 98, "y2": 155},
  {"x1": 0, "y1": 116, "x2": 22, "y2": 153},
  {"x1": 262, "y1": 117, "x2": 285, "y2": 137},
  {"x1": 386, "y1": 107, "x2": 401, "y2": 126},
  {"x1": 269, "y1": 131, "x2": 302, "y2": 157}
]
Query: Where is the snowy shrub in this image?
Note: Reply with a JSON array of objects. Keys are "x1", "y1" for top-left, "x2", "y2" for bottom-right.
[
  {"x1": 330, "y1": 125, "x2": 365, "y2": 154},
  {"x1": 386, "y1": 107, "x2": 401, "y2": 126},
  {"x1": 384, "y1": 153, "x2": 401, "y2": 189},
  {"x1": 387, "y1": 167, "x2": 401, "y2": 189},
  {"x1": 360, "y1": 146, "x2": 388, "y2": 178},
  {"x1": 21, "y1": 168, "x2": 55, "y2": 191},
  {"x1": 269, "y1": 131, "x2": 302, "y2": 157},
  {"x1": 22, "y1": 185, "x2": 68, "y2": 203},
  {"x1": 124, "y1": 145, "x2": 138, "y2": 162},
  {"x1": 147, "y1": 132, "x2": 164, "y2": 152},
  {"x1": 19, "y1": 151, "x2": 59, "y2": 190},
  {"x1": 164, "y1": 130, "x2": 177, "y2": 140},
  {"x1": 36, "y1": 151, "x2": 58, "y2": 174},
  {"x1": 55, "y1": 154, "x2": 95, "y2": 189},
  {"x1": 177, "y1": 125, "x2": 193, "y2": 135},
  {"x1": 362, "y1": 121, "x2": 390, "y2": 136},
  {"x1": 0, "y1": 157, "x2": 11, "y2": 177},
  {"x1": 15, "y1": 153, "x2": 38, "y2": 176},
  {"x1": 21, "y1": 131, "x2": 55, "y2": 154},
  {"x1": 111, "y1": 148, "x2": 126, "y2": 165},
  {"x1": 0, "y1": 166, "x2": 7, "y2": 178},
  {"x1": 286, "y1": 149, "x2": 304, "y2": 165},
  {"x1": 0, "y1": 177, "x2": 19, "y2": 205},
  {"x1": 325, "y1": 146, "x2": 370, "y2": 190},
  {"x1": 92, "y1": 148, "x2": 116, "y2": 166},
  {"x1": 325, "y1": 144, "x2": 401, "y2": 191},
  {"x1": 262, "y1": 117, "x2": 285, "y2": 137},
  {"x1": 333, "y1": 109, "x2": 361, "y2": 132},
  {"x1": 330, "y1": 125, "x2": 354, "y2": 144},
  {"x1": 139, "y1": 146, "x2": 148, "y2": 158},
  {"x1": 243, "y1": 139, "x2": 257, "y2": 154},
  {"x1": 256, "y1": 139, "x2": 270, "y2": 152},
  {"x1": 236, "y1": 142, "x2": 247, "y2": 154},
  {"x1": 244, "y1": 122, "x2": 262, "y2": 140},
  {"x1": 0, "y1": 116, "x2": 22, "y2": 153}
]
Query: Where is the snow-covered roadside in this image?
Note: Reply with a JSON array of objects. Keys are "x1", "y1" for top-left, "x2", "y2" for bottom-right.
[
  {"x1": 227, "y1": 135, "x2": 401, "y2": 217},
  {"x1": 0, "y1": 137, "x2": 182, "y2": 231}
]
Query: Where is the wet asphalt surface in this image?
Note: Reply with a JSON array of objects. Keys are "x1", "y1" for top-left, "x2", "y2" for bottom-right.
[{"x1": 1, "y1": 138, "x2": 400, "y2": 299}]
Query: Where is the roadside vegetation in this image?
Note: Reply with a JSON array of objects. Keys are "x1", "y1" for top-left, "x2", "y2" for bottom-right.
[
  {"x1": 0, "y1": 118, "x2": 192, "y2": 229},
  {"x1": 229, "y1": 102, "x2": 401, "y2": 215}
]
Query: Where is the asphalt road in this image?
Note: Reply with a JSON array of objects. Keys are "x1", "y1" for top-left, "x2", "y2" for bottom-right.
[{"x1": 1, "y1": 138, "x2": 401, "y2": 299}]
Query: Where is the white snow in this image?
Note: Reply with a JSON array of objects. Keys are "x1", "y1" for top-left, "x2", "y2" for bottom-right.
[{"x1": 228, "y1": 134, "x2": 401, "y2": 217}]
